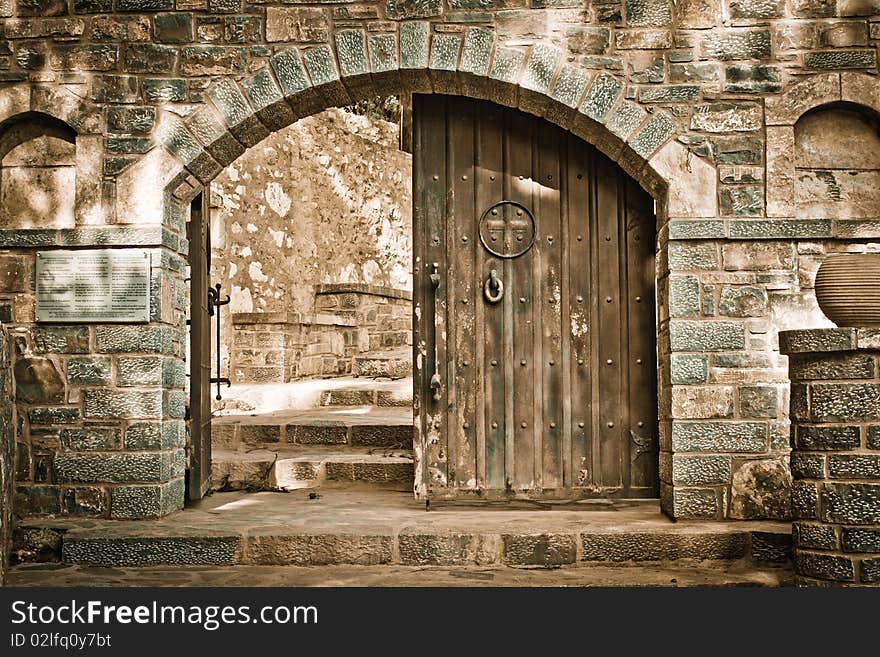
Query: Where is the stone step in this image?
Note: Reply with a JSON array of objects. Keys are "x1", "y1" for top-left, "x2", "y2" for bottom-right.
[
  {"x1": 213, "y1": 406, "x2": 413, "y2": 450},
  {"x1": 353, "y1": 348, "x2": 411, "y2": 379},
  {"x1": 16, "y1": 490, "x2": 793, "y2": 573},
  {"x1": 212, "y1": 447, "x2": 413, "y2": 491},
  {"x1": 214, "y1": 376, "x2": 413, "y2": 415},
  {"x1": 319, "y1": 387, "x2": 411, "y2": 407},
  {"x1": 53, "y1": 524, "x2": 792, "y2": 570}
]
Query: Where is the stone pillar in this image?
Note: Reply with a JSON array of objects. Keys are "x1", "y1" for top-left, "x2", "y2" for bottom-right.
[
  {"x1": 780, "y1": 328, "x2": 880, "y2": 586},
  {"x1": 659, "y1": 237, "x2": 792, "y2": 521},
  {"x1": 1, "y1": 323, "x2": 13, "y2": 584},
  {"x1": 1, "y1": 222, "x2": 189, "y2": 521}
]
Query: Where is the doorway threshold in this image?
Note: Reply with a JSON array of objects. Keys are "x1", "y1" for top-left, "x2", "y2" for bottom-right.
[{"x1": 13, "y1": 488, "x2": 791, "y2": 573}]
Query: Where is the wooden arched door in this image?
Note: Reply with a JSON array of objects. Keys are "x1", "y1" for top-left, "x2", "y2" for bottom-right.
[{"x1": 413, "y1": 95, "x2": 658, "y2": 500}]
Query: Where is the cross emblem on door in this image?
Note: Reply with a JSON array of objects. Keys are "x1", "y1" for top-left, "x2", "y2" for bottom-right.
[{"x1": 478, "y1": 201, "x2": 536, "y2": 258}]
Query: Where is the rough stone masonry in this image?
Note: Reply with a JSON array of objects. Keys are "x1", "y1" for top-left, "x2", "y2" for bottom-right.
[
  {"x1": 782, "y1": 328, "x2": 880, "y2": 586},
  {"x1": 0, "y1": 0, "x2": 879, "y2": 522}
]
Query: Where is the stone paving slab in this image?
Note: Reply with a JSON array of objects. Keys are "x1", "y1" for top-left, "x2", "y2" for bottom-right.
[{"x1": 8, "y1": 562, "x2": 794, "y2": 587}]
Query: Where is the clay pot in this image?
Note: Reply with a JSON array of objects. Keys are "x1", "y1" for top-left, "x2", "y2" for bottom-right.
[{"x1": 814, "y1": 253, "x2": 880, "y2": 327}]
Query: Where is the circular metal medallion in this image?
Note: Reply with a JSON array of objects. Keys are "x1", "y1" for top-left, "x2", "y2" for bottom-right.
[{"x1": 478, "y1": 200, "x2": 536, "y2": 259}]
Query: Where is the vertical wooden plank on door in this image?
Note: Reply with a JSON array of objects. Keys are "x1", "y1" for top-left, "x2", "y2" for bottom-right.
[
  {"x1": 417, "y1": 94, "x2": 449, "y2": 492},
  {"x1": 443, "y1": 97, "x2": 457, "y2": 487},
  {"x1": 595, "y1": 154, "x2": 624, "y2": 489},
  {"x1": 537, "y1": 120, "x2": 564, "y2": 491},
  {"x1": 477, "y1": 100, "x2": 506, "y2": 490},
  {"x1": 625, "y1": 178, "x2": 659, "y2": 495},
  {"x1": 504, "y1": 108, "x2": 536, "y2": 492},
  {"x1": 566, "y1": 141, "x2": 593, "y2": 490},
  {"x1": 448, "y1": 96, "x2": 478, "y2": 488},
  {"x1": 412, "y1": 94, "x2": 426, "y2": 497}
]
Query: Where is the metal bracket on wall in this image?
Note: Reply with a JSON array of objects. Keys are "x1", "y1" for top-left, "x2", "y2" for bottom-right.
[
  {"x1": 208, "y1": 282, "x2": 231, "y2": 401},
  {"x1": 428, "y1": 262, "x2": 442, "y2": 402}
]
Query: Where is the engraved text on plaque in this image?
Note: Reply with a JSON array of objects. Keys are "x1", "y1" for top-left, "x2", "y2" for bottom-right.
[{"x1": 36, "y1": 249, "x2": 151, "y2": 323}]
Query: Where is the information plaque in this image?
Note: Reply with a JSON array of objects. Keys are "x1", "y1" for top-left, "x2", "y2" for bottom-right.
[{"x1": 35, "y1": 249, "x2": 151, "y2": 323}]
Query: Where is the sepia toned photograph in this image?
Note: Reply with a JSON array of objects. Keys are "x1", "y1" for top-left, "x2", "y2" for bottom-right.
[{"x1": 1, "y1": 0, "x2": 879, "y2": 618}]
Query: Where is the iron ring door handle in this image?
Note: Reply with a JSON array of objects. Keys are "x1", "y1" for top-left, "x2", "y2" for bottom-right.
[{"x1": 484, "y1": 269, "x2": 504, "y2": 303}]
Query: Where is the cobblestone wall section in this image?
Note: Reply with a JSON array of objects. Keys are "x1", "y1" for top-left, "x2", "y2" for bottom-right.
[
  {"x1": 1, "y1": 239, "x2": 189, "y2": 520},
  {"x1": 781, "y1": 328, "x2": 880, "y2": 586}
]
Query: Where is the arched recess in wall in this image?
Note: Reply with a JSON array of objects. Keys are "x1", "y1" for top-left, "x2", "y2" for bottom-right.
[
  {"x1": 0, "y1": 112, "x2": 77, "y2": 230},
  {"x1": 766, "y1": 72, "x2": 880, "y2": 235},
  {"x1": 793, "y1": 103, "x2": 880, "y2": 221}
]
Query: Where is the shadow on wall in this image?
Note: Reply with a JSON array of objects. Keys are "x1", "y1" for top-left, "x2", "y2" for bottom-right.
[{"x1": 769, "y1": 103, "x2": 880, "y2": 333}]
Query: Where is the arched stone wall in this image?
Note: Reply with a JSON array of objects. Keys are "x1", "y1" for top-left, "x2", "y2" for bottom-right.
[
  {"x1": 767, "y1": 72, "x2": 880, "y2": 233},
  {"x1": 0, "y1": 112, "x2": 78, "y2": 230},
  {"x1": 0, "y1": 2, "x2": 878, "y2": 521}
]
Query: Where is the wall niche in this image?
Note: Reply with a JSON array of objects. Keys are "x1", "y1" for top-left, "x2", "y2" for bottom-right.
[
  {"x1": 795, "y1": 104, "x2": 880, "y2": 220},
  {"x1": 0, "y1": 112, "x2": 76, "y2": 230}
]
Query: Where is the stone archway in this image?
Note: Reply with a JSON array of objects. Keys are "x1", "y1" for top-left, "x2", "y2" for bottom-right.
[
  {"x1": 134, "y1": 47, "x2": 715, "y2": 507},
  {"x1": 0, "y1": 36, "x2": 730, "y2": 521},
  {"x1": 115, "y1": 34, "x2": 717, "y2": 230}
]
